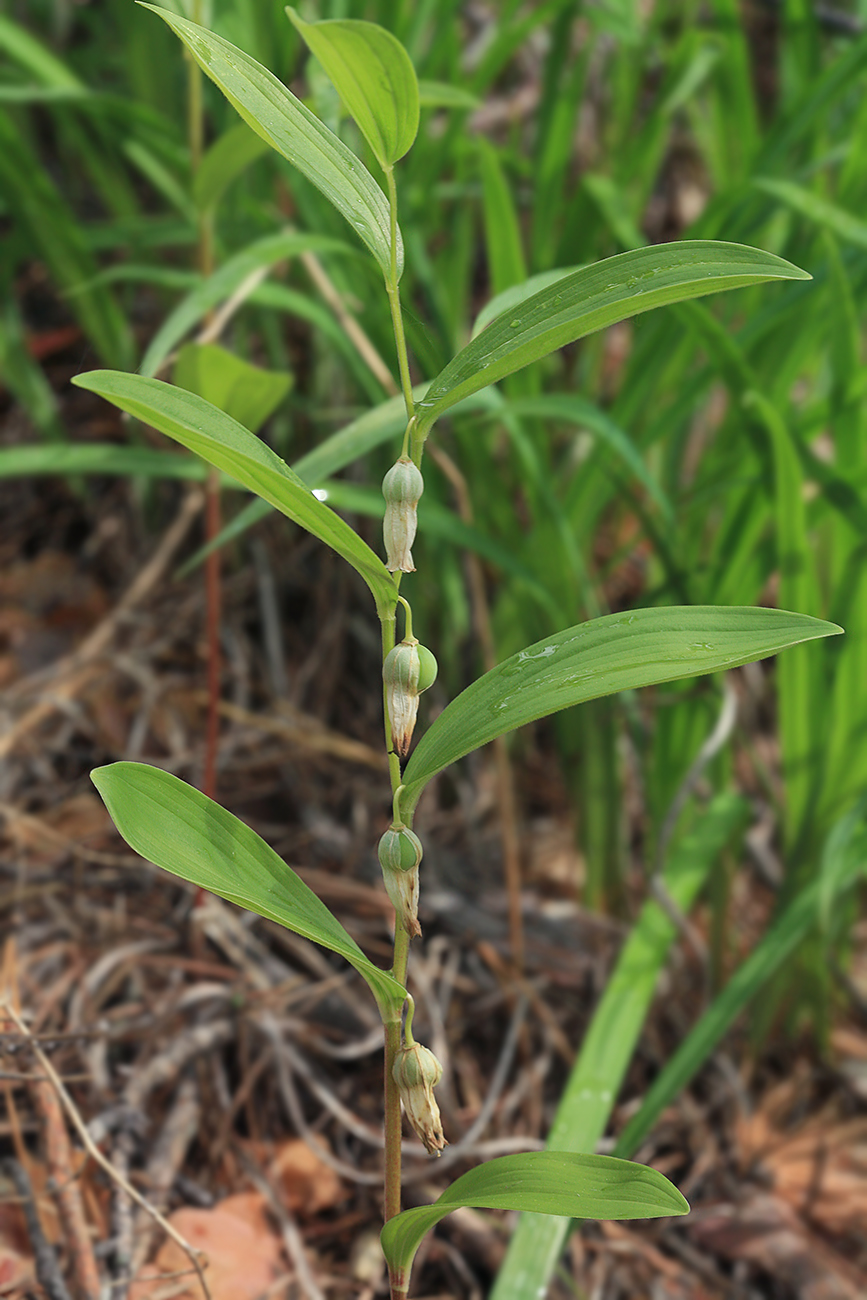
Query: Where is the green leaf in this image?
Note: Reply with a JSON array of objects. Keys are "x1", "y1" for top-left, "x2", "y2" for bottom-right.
[
  {"x1": 381, "y1": 1152, "x2": 687, "y2": 1288},
  {"x1": 71, "y1": 371, "x2": 398, "y2": 618},
  {"x1": 414, "y1": 242, "x2": 810, "y2": 440},
  {"x1": 492, "y1": 793, "x2": 747, "y2": 1300},
  {"x1": 140, "y1": 229, "x2": 349, "y2": 377},
  {"x1": 172, "y1": 342, "x2": 292, "y2": 435},
  {"x1": 399, "y1": 607, "x2": 840, "y2": 817},
  {"x1": 91, "y1": 763, "x2": 405, "y2": 1020},
  {"x1": 287, "y1": 8, "x2": 419, "y2": 169},
  {"x1": 193, "y1": 122, "x2": 270, "y2": 214},
  {"x1": 138, "y1": 3, "x2": 399, "y2": 279},
  {"x1": 471, "y1": 267, "x2": 583, "y2": 340},
  {"x1": 417, "y1": 79, "x2": 480, "y2": 110}
]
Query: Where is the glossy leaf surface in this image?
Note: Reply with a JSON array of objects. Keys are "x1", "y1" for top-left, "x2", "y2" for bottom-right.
[
  {"x1": 139, "y1": 4, "x2": 399, "y2": 278},
  {"x1": 72, "y1": 370, "x2": 398, "y2": 617},
  {"x1": 92, "y1": 763, "x2": 406, "y2": 1019},
  {"x1": 287, "y1": 8, "x2": 419, "y2": 168},
  {"x1": 399, "y1": 607, "x2": 839, "y2": 816},
  {"x1": 415, "y1": 242, "x2": 810, "y2": 438},
  {"x1": 381, "y1": 1152, "x2": 687, "y2": 1281}
]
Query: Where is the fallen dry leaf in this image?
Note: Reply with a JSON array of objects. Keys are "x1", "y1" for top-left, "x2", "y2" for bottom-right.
[
  {"x1": 241, "y1": 1137, "x2": 344, "y2": 1217},
  {"x1": 128, "y1": 1193, "x2": 283, "y2": 1300}
]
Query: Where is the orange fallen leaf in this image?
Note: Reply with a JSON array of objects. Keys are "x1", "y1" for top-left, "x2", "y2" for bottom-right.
[{"x1": 128, "y1": 1193, "x2": 283, "y2": 1300}]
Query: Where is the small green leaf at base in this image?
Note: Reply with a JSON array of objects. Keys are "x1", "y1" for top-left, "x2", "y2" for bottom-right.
[
  {"x1": 91, "y1": 762, "x2": 406, "y2": 1020},
  {"x1": 381, "y1": 1152, "x2": 687, "y2": 1288}
]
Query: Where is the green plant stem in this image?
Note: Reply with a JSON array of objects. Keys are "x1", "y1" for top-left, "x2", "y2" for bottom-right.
[
  {"x1": 380, "y1": 599, "x2": 410, "y2": 1234},
  {"x1": 385, "y1": 166, "x2": 415, "y2": 429}
]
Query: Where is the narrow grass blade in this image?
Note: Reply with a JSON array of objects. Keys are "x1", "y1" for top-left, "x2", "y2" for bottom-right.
[
  {"x1": 492, "y1": 793, "x2": 747, "y2": 1300},
  {"x1": 92, "y1": 763, "x2": 406, "y2": 1020},
  {"x1": 614, "y1": 798, "x2": 867, "y2": 1158},
  {"x1": 382, "y1": 1152, "x2": 687, "y2": 1290},
  {"x1": 287, "y1": 9, "x2": 419, "y2": 168},
  {"x1": 193, "y1": 122, "x2": 270, "y2": 214},
  {"x1": 138, "y1": 3, "x2": 398, "y2": 278},
  {"x1": 72, "y1": 371, "x2": 398, "y2": 618},
  {"x1": 140, "y1": 229, "x2": 349, "y2": 377},
  {"x1": 399, "y1": 608, "x2": 840, "y2": 816},
  {"x1": 414, "y1": 243, "x2": 810, "y2": 439},
  {"x1": 755, "y1": 178, "x2": 867, "y2": 250}
]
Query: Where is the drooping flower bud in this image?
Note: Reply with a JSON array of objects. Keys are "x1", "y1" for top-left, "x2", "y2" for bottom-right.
[
  {"x1": 378, "y1": 824, "x2": 422, "y2": 937},
  {"x1": 392, "y1": 1040, "x2": 446, "y2": 1156},
  {"x1": 382, "y1": 457, "x2": 424, "y2": 573},
  {"x1": 383, "y1": 639, "x2": 437, "y2": 757}
]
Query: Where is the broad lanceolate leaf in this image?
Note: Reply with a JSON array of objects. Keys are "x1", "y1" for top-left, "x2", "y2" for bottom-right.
[
  {"x1": 287, "y1": 9, "x2": 419, "y2": 169},
  {"x1": 381, "y1": 1152, "x2": 687, "y2": 1291},
  {"x1": 92, "y1": 763, "x2": 406, "y2": 1020},
  {"x1": 399, "y1": 607, "x2": 840, "y2": 818},
  {"x1": 138, "y1": 4, "x2": 400, "y2": 279},
  {"x1": 413, "y1": 242, "x2": 810, "y2": 440},
  {"x1": 72, "y1": 371, "x2": 398, "y2": 618}
]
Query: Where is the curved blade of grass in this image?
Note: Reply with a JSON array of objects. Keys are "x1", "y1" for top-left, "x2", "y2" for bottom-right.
[
  {"x1": 140, "y1": 229, "x2": 349, "y2": 377},
  {"x1": 0, "y1": 444, "x2": 206, "y2": 480},
  {"x1": 71, "y1": 371, "x2": 398, "y2": 618},
  {"x1": 382, "y1": 1152, "x2": 687, "y2": 1290},
  {"x1": 0, "y1": 111, "x2": 131, "y2": 370},
  {"x1": 287, "y1": 8, "x2": 419, "y2": 168},
  {"x1": 172, "y1": 343, "x2": 292, "y2": 435},
  {"x1": 414, "y1": 243, "x2": 810, "y2": 440},
  {"x1": 755, "y1": 178, "x2": 867, "y2": 251},
  {"x1": 399, "y1": 607, "x2": 840, "y2": 817},
  {"x1": 503, "y1": 394, "x2": 672, "y2": 521},
  {"x1": 92, "y1": 762, "x2": 406, "y2": 1020},
  {"x1": 417, "y1": 79, "x2": 480, "y2": 110},
  {"x1": 492, "y1": 793, "x2": 747, "y2": 1300},
  {"x1": 614, "y1": 795, "x2": 867, "y2": 1160},
  {"x1": 139, "y1": 3, "x2": 398, "y2": 279},
  {"x1": 0, "y1": 14, "x2": 83, "y2": 89},
  {"x1": 193, "y1": 122, "x2": 270, "y2": 214}
]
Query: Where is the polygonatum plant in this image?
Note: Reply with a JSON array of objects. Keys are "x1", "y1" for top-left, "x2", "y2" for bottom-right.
[{"x1": 73, "y1": 7, "x2": 840, "y2": 1297}]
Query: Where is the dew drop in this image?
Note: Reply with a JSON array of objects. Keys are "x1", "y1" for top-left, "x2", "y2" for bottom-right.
[{"x1": 509, "y1": 318, "x2": 521, "y2": 329}]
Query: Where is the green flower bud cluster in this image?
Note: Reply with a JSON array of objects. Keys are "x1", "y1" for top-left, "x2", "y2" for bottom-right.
[
  {"x1": 382, "y1": 457, "x2": 423, "y2": 573},
  {"x1": 383, "y1": 638, "x2": 437, "y2": 757},
  {"x1": 378, "y1": 823, "x2": 422, "y2": 937}
]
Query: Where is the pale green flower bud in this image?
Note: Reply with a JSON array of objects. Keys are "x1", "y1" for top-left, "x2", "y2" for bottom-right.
[
  {"x1": 383, "y1": 457, "x2": 423, "y2": 573},
  {"x1": 383, "y1": 639, "x2": 437, "y2": 756},
  {"x1": 378, "y1": 824, "x2": 422, "y2": 937},
  {"x1": 392, "y1": 1040, "x2": 446, "y2": 1156}
]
